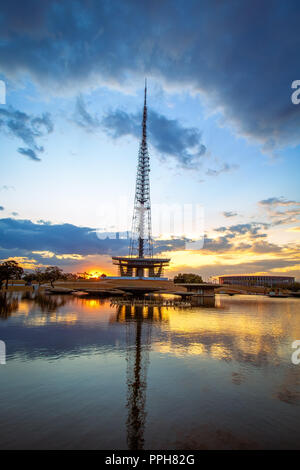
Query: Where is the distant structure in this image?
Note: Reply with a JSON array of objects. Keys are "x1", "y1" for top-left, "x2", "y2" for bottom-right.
[
  {"x1": 112, "y1": 81, "x2": 170, "y2": 278},
  {"x1": 218, "y1": 275, "x2": 295, "y2": 287}
]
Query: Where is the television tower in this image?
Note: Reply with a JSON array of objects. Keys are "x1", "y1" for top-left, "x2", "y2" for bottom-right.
[
  {"x1": 112, "y1": 81, "x2": 170, "y2": 278},
  {"x1": 129, "y1": 79, "x2": 153, "y2": 259}
]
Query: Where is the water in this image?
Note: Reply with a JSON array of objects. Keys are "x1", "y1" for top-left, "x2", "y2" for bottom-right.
[{"x1": 0, "y1": 292, "x2": 299, "y2": 449}]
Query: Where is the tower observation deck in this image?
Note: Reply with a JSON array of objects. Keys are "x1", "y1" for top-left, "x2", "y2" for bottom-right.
[{"x1": 112, "y1": 81, "x2": 170, "y2": 279}]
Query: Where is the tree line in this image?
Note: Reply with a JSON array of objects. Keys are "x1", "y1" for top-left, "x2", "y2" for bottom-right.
[{"x1": 0, "y1": 260, "x2": 78, "y2": 289}]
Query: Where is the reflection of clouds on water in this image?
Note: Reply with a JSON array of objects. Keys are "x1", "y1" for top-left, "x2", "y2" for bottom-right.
[
  {"x1": 1, "y1": 294, "x2": 299, "y2": 371},
  {"x1": 153, "y1": 330, "x2": 285, "y2": 367},
  {"x1": 152, "y1": 295, "x2": 300, "y2": 371},
  {"x1": 0, "y1": 293, "x2": 300, "y2": 449}
]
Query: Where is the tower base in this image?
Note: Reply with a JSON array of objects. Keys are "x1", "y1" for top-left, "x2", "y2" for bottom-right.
[{"x1": 112, "y1": 257, "x2": 170, "y2": 278}]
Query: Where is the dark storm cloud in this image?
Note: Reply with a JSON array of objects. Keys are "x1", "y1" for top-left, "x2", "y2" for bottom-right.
[
  {"x1": 102, "y1": 108, "x2": 206, "y2": 169},
  {"x1": 1, "y1": 0, "x2": 299, "y2": 150},
  {"x1": 0, "y1": 107, "x2": 53, "y2": 160},
  {"x1": 0, "y1": 218, "x2": 125, "y2": 256},
  {"x1": 0, "y1": 218, "x2": 183, "y2": 258}
]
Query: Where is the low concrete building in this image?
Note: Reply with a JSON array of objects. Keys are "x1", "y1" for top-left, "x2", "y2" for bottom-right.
[{"x1": 218, "y1": 275, "x2": 294, "y2": 287}]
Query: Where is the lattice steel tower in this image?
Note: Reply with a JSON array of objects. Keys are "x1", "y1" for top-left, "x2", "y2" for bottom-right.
[
  {"x1": 112, "y1": 81, "x2": 170, "y2": 278},
  {"x1": 129, "y1": 79, "x2": 153, "y2": 259}
]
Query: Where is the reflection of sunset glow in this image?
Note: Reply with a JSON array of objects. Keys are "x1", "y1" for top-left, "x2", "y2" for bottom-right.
[
  {"x1": 5, "y1": 294, "x2": 300, "y2": 372},
  {"x1": 24, "y1": 313, "x2": 78, "y2": 326},
  {"x1": 152, "y1": 297, "x2": 300, "y2": 363},
  {"x1": 115, "y1": 304, "x2": 169, "y2": 323}
]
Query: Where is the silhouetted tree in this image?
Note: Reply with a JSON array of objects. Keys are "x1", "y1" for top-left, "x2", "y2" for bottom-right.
[
  {"x1": 23, "y1": 272, "x2": 36, "y2": 285},
  {"x1": 63, "y1": 272, "x2": 78, "y2": 281},
  {"x1": 173, "y1": 273, "x2": 203, "y2": 284},
  {"x1": 77, "y1": 272, "x2": 89, "y2": 279},
  {"x1": 0, "y1": 260, "x2": 24, "y2": 289},
  {"x1": 44, "y1": 266, "x2": 65, "y2": 287},
  {"x1": 33, "y1": 268, "x2": 47, "y2": 286}
]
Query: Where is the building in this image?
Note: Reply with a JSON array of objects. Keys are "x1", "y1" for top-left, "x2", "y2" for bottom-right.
[
  {"x1": 112, "y1": 81, "x2": 170, "y2": 279},
  {"x1": 218, "y1": 275, "x2": 295, "y2": 287}
]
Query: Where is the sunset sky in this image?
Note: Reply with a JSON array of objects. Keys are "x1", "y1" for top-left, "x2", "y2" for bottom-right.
[{"x1": 0, "y1": 0, "x2": 299, "y2": 280}]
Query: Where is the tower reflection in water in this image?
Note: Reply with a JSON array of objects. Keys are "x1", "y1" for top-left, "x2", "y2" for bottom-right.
[{"x1": 114, "y1": 304, "x2": 167, "y2": 450}]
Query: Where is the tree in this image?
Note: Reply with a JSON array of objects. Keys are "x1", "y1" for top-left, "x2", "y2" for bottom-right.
[
  {"x1": 173, "y1": 273, "x2": 203, "y2": 284},
  {"x1": 77, "y1": 271, "x2": 89, "y2": 279},
  {"x1": 43, "y1": 266, "x2": 65, "y2": 287},
  {"x1": 33, "y1": 268, "x2": 47, "y2": 286},
  {"x1": 0, "y1": 260, "x2": 24, "y2": 289},
  {"x1": 63, "y1": 272, "x2": 78, "y2": 281},
  {"x1": 23, "y1": 267, "x2": 70, "y2": 287},
  {"x1": 23, "y1": 272, "x2": 36, "y2": 285}
]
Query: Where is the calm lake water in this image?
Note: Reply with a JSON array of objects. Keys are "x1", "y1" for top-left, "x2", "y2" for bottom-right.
[{"x1": 0, "y1": 292, "x2": 299, "y2": 450}]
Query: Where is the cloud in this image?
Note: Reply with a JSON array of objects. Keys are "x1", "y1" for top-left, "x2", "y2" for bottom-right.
[
  {"x1": 0, "y1": 185, "x2": 15, "y2": 191},
  {"x1": 258, "y1": 196, "x2": 300, "y2": 226},
  {"x1": 1, "y1": 217, "x2": 299, "y2": 278},
  {"x1": 1, "y1": 1, "x2": 299, "y2": 151},
  {"x1": 203, "y1": 235, "x2": 233, "y2": 252},
  {"x1": 259, "y1": 197, "x2": 300, "y2": 207},
  {"x1": 72, "y1": 95, "x2": 207, "y2": 169},
  {"x1": 0, "y1": 106, "x2": 53, "y2": 160},
  {"x1": 17, "y1": 147, "x2": 41, "y2": 161},
  {"x1": 251, "y1": 241, "x2": 282, "y2": 253},
  {"x1": 0, "y1": 218, "x2": 126, "y2": 256},
  {"x1": 73, "y1": 94, "x2": 100, "y2": 130},
  {"x1": 0, "y1": 217, "x2": 183, "y2": 260},
  {"x1": 206, "y1": 163, "x2": 239, "y2": 176},
  {"x1": 199, "y1": 221, "x2": 278, "y2": 254},
  {"x1": 102, "y1": 108, "x2": 206, "y2": 168},
  {"x1": 223, "y1": 211, "x2": 238, "y2": 218},
  {"x1": 215, "y1": 222, "x2": 270, "y2": 237}
]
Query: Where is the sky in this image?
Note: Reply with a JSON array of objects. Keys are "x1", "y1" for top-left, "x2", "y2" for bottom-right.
[{"x1": 0, "y1": 0, "x2": 300, "y2": 280}]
